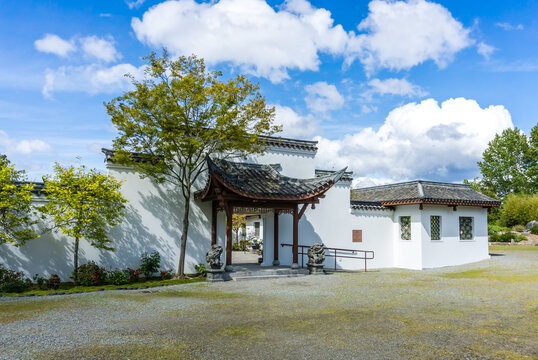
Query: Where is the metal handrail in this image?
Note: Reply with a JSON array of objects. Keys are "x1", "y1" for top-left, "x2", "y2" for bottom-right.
[{"x1": 280, "y1": 243, "x2": 374, "y2": 272}]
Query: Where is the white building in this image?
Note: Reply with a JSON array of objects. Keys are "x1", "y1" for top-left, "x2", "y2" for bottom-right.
[{"x1": 0, "y1": 136, "x2": 499, "y2": 279}]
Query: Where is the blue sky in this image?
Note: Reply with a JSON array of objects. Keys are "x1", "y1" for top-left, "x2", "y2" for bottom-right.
[{"x1": 0, "y1": 0, "x2": 537, "y2": 186}]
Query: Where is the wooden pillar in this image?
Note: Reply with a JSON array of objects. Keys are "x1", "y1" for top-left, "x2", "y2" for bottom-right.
[
  {"x1": 273, "y1": 210, "x2": 279, "y2": 266},
  {"x1": 292, "y1": 203, "x2": 299, "y2": 268},
  {"x1": 211, "y1": 200, "x2": 217, "y2": 245},
  {"x1": 225, "y1": 203, "x2": 233, "y2": 268}
]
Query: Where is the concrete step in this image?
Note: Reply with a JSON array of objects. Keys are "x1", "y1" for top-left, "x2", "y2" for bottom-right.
[{"x1": 229, "y1": 268, "x2": 309, "y2": 281}]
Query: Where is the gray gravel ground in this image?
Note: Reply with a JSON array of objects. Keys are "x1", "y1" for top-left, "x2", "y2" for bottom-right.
[{"x1": 1, "y1": 248, "x2": 537, "y2": 360}]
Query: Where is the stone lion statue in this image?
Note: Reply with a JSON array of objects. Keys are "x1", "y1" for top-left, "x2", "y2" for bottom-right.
[
  {"x1": 307, "y1": 243, "x2": 325, "y2": 265},
  {"x1": 206, "y1": 244, "x2": 223, "y2": 269}
]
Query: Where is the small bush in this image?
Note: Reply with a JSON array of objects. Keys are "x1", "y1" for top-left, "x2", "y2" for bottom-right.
[
  {"x1": 530, "y1": 226, "x2": 538, "y2": 235},
  {"x1": 75, "y1": 262, "x2": 107, "y2": 286},
  {"x1": 500, "y1": 193, "x2": 538, "y2": 227},
  {"x1": 195, "y1": 263, "x2": 206, "y2": 277},
  {"x1": 48, "y1": 274, "x2": 61, "y2": 290},
  {"x1": 127, "y1": 268, "x2": 142, "y2": 283},
  {"x1": 488, "y1": 224, "x2": 510, "y2": 235},
  {"x1": 512, "y1": 224, "x2": 525, "y2": 232},
  {"x1": 516, "y1": 234, "x2": 527, "y2": 242},
  {"x1": 489, "y1": 233, "x2": 500, "y2": 242},
  {"x1": 160, "y1": 269, "x2": 174, "y2": 280},
  {"x1": 107, "y1": 269, "x2": 130, "y2": 285},
  {"x1": 1, "y1": 265, "x2": 31, "y2": 293},
  {"x1": 33, "y1": 274, "x2": 49, "y2": 289},
  {"x1": 140, "y1": 251, "x2": 161, "y2": 279},
  {"x1": 232, "y1": 242, "x2": 239, "y2": 251}
]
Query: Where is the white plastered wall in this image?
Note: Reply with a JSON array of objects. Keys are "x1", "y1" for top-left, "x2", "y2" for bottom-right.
[
  {"x1": 392, "y1": 205, "x2": 423, "y2": 270},
  {"x1": 420, "y1": 205, "x2": 489, "y2": 268}
]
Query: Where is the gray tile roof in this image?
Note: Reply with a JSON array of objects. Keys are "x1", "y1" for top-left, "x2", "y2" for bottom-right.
[
  {"x1": 258, "y1": 135, "x2": 318, "y2": 152},
  {"x1": 315, "y1": 169, "x2": 353, "y2": 182},
  {"x1": 350, "y1": 200, "x2": 391, "y2": 211},
  {"x1": 198, "y1": 157, "x2": 346, "y2": 200},
  {"x1": 351, "y1": 180, "x2": 500, "y2": 207}
]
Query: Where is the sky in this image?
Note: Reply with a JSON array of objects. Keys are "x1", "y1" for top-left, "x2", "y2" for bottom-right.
[{"x1": 0, "y1": 0, "x2": 537, "y2": 187}]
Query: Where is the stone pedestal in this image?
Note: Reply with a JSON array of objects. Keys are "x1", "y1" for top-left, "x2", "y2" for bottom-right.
[
  {"x1": 291, "y1": 263, "x2": 299, "y2": 269},
  {"x1": 272, "y1": 260, "x2": 280, "y2": 266},
  {"x1": 224, "y1": 265, "x2": 234, "y2": 273},
  {"x1": 307, "y1": 263, "x2": 324, "y2": 275},
  {"x1": 206, "y1": 268, "x2": 227, "y2": 282}
]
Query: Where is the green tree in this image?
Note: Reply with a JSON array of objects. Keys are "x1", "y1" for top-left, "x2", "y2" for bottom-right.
[
  {"x1": 39, "y1": 163, "x2": 127, "y2": 284},
  {"x1": 105, "y1": 51, "x2": 279, "y2": 277},
  {"x1": 478, "y1": 126, "x2": 537, "y2": 198},
  {"x1": 232, "y1": 214, "x2": 247, "y2": 244},
  {"x1": 0, "y1": 155, "x2": 39, "y2": 246}
]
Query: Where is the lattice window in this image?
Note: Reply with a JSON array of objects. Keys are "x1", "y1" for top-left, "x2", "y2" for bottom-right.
[
  {"x1": 400, "y1": 216, "x2": 411, "y2": 240},
  {"x1": 459, "y1": 217, "x2": 473, "y2": 240},
  {"x1": 430, "y1": 216, "x2": 441, "y2": 240}
]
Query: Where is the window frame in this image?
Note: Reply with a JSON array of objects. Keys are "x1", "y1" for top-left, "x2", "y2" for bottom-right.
[
  {"x1": 400, "y1": 216, "x2": 411, "y2": 241},
  {"x1": 459, "y1": 216, "x2": 474, "y2": 241},
  {"x1": 430, "y1": 215, "x2": 442, "y2": 241}
]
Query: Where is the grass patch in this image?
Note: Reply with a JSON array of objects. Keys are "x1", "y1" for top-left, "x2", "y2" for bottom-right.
[
  {"x1": 38, "y1": 343, "x2": 192, "y2": 360},
  {"x1": 0, "y1": 277, "x2": 204, "y2": 297},
  {"x1": 0, "y1": 297, "x2": 88, "y2": 324},
  {"x1": 441, "y1": 269, "x2": 488, "y2": 279},
  {"x1": 440, "y1": 268, "x2": 538, "y2": 284},
  {"x1": 156, "y1": 290, "x2": 243, "y2": 299},
  {"x1": 489, "y1": 245, "x2": 538, "y2": 251}
]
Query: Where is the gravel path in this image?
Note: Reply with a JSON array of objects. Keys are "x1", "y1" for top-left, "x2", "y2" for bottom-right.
[{"x1": 1, "y1": 249, "x2": 537, "y2": 360}]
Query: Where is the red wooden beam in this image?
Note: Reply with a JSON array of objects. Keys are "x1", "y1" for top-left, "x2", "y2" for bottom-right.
[{"x1": 298, "y1": 203, "x2": 308, "y2": 220}]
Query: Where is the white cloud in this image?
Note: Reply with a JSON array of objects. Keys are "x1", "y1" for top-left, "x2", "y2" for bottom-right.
[
  {"x1": 273, "y1": 105, "x2": 317, "y2": 138},
  {"x1": 0, "y1": 130, "x2": 52, "y2": 155},
  {"x1": 131, "y1": 0, "x2": 348, "y2": 83},
  {"x1": 495, "y1": 22, "x2": 524, "y2": 31},
  {"x1": 34, "y1": 34, "x2": 76, "y2": 57},
  {"x1": 361, "y1": 105, "x2": 377, "y2": 114},
  {"x1": 42, "y1": 63, "x2": 145, "y2": 98},
  {"x1": 366, "y1": 78, "x2": 427, "y2": 97},
  {"x1": 477, "y1": 42, "x2": 495, "y2": 60},
  {"x1": 80, "y1": 36, "x2": 121, "y2": 62},
  {"x1": 346, "y1": 0, "x2": 473, "y2": 73},
  {"x1": 304, "y1": 81, "x2": 344, "y2": 113},
  {"x1": 315, "y1": 98, "x2": 513, "y2": 181},
  {"x1": 127, "y1": 0, "x2": 146, "y2": 9}
]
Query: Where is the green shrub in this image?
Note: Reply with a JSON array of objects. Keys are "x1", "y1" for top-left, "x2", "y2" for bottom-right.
[
  {"x1": 33, "y1": 274, "x2": 48, "y2": 289},
  {"x1": 488, "y1": 224, "x2": 511, "y2": 235},
  {"x1": 489, "y1": 233, "x2": 500, "y2": 242},
  {"x1": 500, "y1": 193, "x2": 538, "y2": 227},
  {"x1": 492, "y1": 233, "x2": 525, "y2": 243},
  {"x1": 107, "y1": 269, "x2": 130, "y2": 285},
  {"x1": 75, "y1": 262, "x2": 107, "y2": 286},
  {"x1": 140, "y1": 251, "x2": 161, "y2": 279},
  {"x1": 530, "y1": 226, "x2": 538, "y2": 235},
  {"x1": 195, "y1": 263, "x2": 206, "y2": 277},
  {"x1": 240, "y1": 240, "x2": 249, "y2": 251},
  {"x1": 516, "y1": 234, "x2": 527, "y2": 242},
  {"x1": 512, "y1": 224, "x2": 525, "y2": 232},
  {"x1": 232, "y1": 242, "x2": 239, "y2": 251},
  {"x1": 1, "y1": 265, "x2": 31, "y2": 293}
]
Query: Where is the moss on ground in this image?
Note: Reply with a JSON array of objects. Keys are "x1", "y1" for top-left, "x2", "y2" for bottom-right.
[
  {"x1": 0, "y1": 297, "x2": 90, "y2": 324},
  {"x1": 38, "y1": 343, "x2": 193, "y2": 360},
  {"x1": 489, "y1": 245, "x2": 538, "y2": 251},
  {"x1": 0, "y1": 277, "x2": 205, "y2": 297}
]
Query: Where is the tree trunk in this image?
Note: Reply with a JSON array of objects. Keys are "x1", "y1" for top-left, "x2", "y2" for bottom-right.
[
  {"x1": 177, "y1": 195, "x2": 190, "y2": 278},
  {"x1": 73, "y1": 237, "x2": 80, "y2": 285}
]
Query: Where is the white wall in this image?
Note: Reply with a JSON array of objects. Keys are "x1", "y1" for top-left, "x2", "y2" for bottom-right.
[
  {"x1": 420, "y1": 205, "x2": 489, "y2": 268},
  {"x1": 349, "y1": 208, "x2": 395, "y2": 269},
  {"x1": 246, "y1": 146, "x2": 316, "y2": 178},
  {"x1": 392, "y1": 205, "x2": 423, "y2": 270}
]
